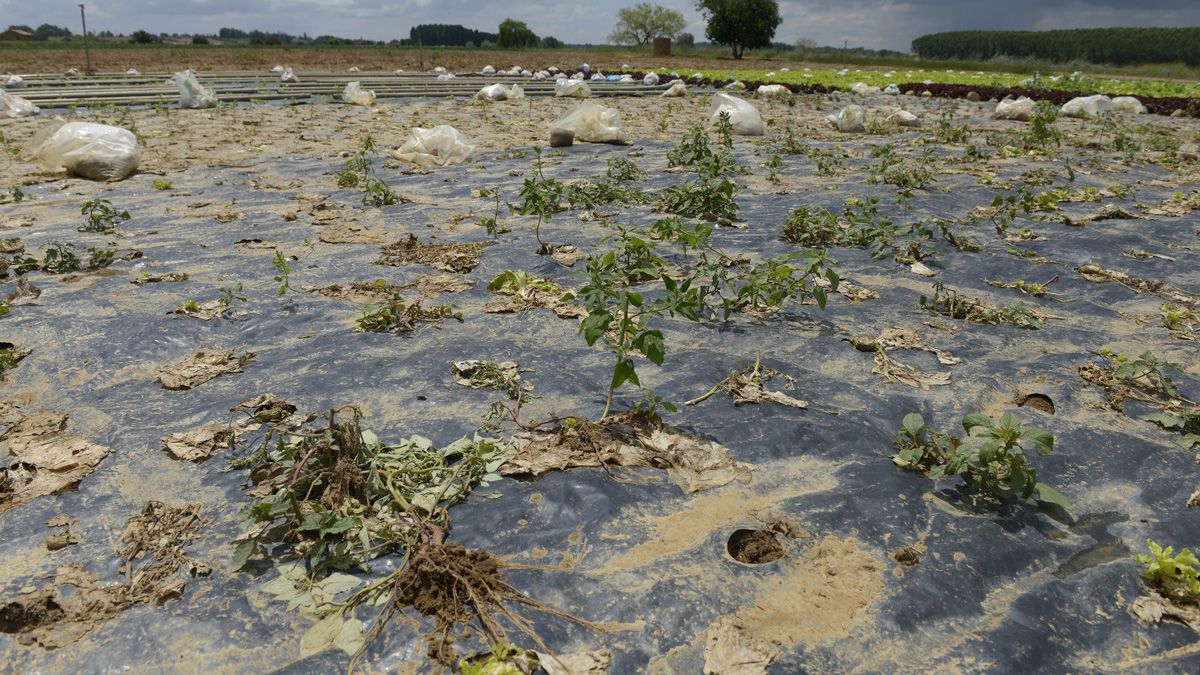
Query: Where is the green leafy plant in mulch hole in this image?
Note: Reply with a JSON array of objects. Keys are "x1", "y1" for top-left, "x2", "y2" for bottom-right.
[
  {"x1": 79, "y1": 199, "x2": 130, "y2": 233},
  {"x1": 509, "y1": 147, "x2": 565, "y2": 252},
  {"x1": 228, "y1": 407, "x2": 595, "y2": 666},
  {"x1": 1081, "y1": 349, "x2": 1200, "y2": 449},
  {"x1": 658, "y1": 117, "x2": 743, "y2": 222},
  {"x1": 893, "y1": 411, "x2": 1069, "y2": 508},
  {"x1": 920, "y1": 282, "x2": 1048, "y2": 329},
  {"x1": 576, "y1": 216, "x2": 838, "y2": 417},
  {"x1": 1138, "y1": 540, "x2": 1200, "y2": 604},
  {"x1": 336, "y1": 135, "x2": 403, "y2": 207}
]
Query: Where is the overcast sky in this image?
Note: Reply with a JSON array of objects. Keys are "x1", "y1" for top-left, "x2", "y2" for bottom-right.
[{"x1": 5, "y1": 0, "x2": 1200, "y2": 52}]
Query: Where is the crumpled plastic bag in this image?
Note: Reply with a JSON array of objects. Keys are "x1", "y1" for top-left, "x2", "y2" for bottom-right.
[
  {"x1": 25, "y1": 120, "x2": 141, "y2": 181},
  {"x1": 125, "y1": 68, "x2": 140, "y2": 76},
  {"x1": 270, "y1": 65, "x2": 285, "y2": 73},
  {"x1": 993, "y1": 96, "x2": 1036, "y2": 121},
  {"x1": 475, "y1": 83, "x2": 524, "y2": 101},
  {"x1": 1061, "y1": 94, "x2": 1113, "y2": 119},
  {"x1": 851, "y1": 82, "x2": 882, "y2": 95},
  {"x1": 342, "y1": 81, "x2": 376, "y2": 106},
  {"x1": 280, "y1": 67, "x2": 298, "y2": 83},
  {"x1": 708, "y1": 93, "x2": 764, "y2": 136},
  {"x1": 4, "y1": 75, "x2": 26, "y2": 88},
  {"x1": 883, "y1": 83, "x2": 900, "y2": 95},
  {"x1": 392, "y1": 125, "x2": 474, "y2": 166},
  {"x1": 660, "y1": 82, "x2": 687, "y2": 97},
  {"x1": 725, "y1": 81, "x2": 746, "y2": 91},
  {"x1": 555, "y1": 79, "x2": 591, "y2": 98},
  {"x1": 885, "y1": 110, "x2": 920, "y2": 127},
  {"x1": 1111, "y1": 96, "x2": 1146, "y2": 114},
  {"x1": 1, "y1": 90, "x2": 39, "y2": 118},
  {"x1": 643, "y1": 72, "x2": 660, "y2": 86},
  {"x1": 827, "y1": 105, "x2": 866, "y2": 132},
  {"x1": 170, "y1": 70, "x2": 217, "y2": 109},
  {"x1": 550, "y1": 102, "x2": 628, "y2": 144},
  {"x1": 436, "y1": 73, "x2": 456, "y2": 81},
  {"x1": 481, "y1": 65, "x2": 496, "y2": 75},
  {"x1": 756, "y1": 84, "x2": 790, "y2": 98}
]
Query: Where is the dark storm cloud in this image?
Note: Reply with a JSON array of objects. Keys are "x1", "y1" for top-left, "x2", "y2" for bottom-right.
[{"x1": 3, "y1": 0, "x2": 1198, "y2": 52}]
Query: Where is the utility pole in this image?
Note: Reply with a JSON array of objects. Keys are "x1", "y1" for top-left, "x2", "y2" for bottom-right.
[{"x1": 78, "y1": 4, "x2": 92, "y2": 75}]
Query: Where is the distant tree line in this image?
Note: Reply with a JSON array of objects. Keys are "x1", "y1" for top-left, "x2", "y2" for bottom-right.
[
  {"x1": 410, "y1": 24, "x2": 498, "y2": 47},
  {"x1": 911, "y1": 28, "x2": 1200, "y2": 66},
  {"x1": 6, "y1": 23, "x2": 73, "y2": 40}
]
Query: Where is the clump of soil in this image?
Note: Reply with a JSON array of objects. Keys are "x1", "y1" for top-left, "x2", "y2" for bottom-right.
[
  {"x1": 383, "y1": 543, "x2": 593, "y2": 666},
  {"x1": 504, "y1": 412, "x2": 751, "y2": 494},
  {"x1": 156, "y1": 349, "x2": 254, "y2": 390},
  {"x1": 0, "y1": 501, "x2": 210, "y2": 649},
  {"x1": 727, "y1": 529, "x2": 785, "y2": 564},
  {"x1": 376, "y1": 234, "x2": 491, "y2": 273},
  {"x1": 0, "y1": 404, "x2": 112, "y2": 515}
]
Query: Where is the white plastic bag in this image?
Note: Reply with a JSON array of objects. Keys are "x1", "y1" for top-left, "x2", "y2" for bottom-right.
[
  {"x1": 436, "y1": 73, "x2": 456, "y2": 81},
  {"x1": 1, "y1": 90, "x2": 39, "y2": 118},
  {"x1": 347, "y1": 66, "x2": 360, "y2": 72},
  {"x1": 342, "y1": 82, "x2": 376, "y2": 106},
  {"x1": 475, "y1": 84, "x2": 523, "y2": 101},
  {"x1": 555, "y1": 80, "x2": 591, "y2": 98},
  {"x1": 280, "y1": 68, "x2": 298, "y2": 83},
  {"x1": 660, "y1": 82, "x2": 687, "y2": 97},
  {"x1": 481, "y1": 65, "x2": 496, "y2": 75},
  {"x1": 850, "y1": 82, "x2": 882, "y2": 95},
  {"x1": 883, "y1": 84, "x2": 900, "y2": 96},
  {"x1": 550, "y1": 102, "x2": 628, "y2": 144},
  {"x1": 171, "y1": 70, "x2": 217, "y2": 109},
  {"x1": 724, "y1": 81, "x2": 746, "y2": 91},
  {"x1": 993, "y1": 97, "x2": 1036, "y2": 121},
  {"x1": 4, "y1": 75, "x2": 26, "y2": 89},
  {"x1": 1061, "y1": 95, "x2": 1113, "y2": 119},
  {"x1": 392, "y1": 125, "x2": 474, "y2": 167},
  {"x1": 708, "y1": 94, "x2": 764, "y2": 136},
  {"x1": 756, "y1": 84, "x2": 789, "y2": 98},
  {"x1": 827, "y1": 105, "x2": 866, "y2": 132},
  {"x1": 1111, "y1": 96, "x2": 1146, "y2": 114},
  {"x1": 270, "y1": 65, "x2": 285, "y2": 73},
  {"x1": 25, "y1": 120, "x2": 140, "y2": 181},
  {"x1": 125, "y1": 68, "x2": 140, "y2": 76},
  {"x1": 885, "y1": 110, "x2": 920, "y2": 127},
  {"x1": 643, "y1": 72, "x2": 660, "y2": 86}
]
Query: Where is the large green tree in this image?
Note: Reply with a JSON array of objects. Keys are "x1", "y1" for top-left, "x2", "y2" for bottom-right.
[
  {"x1": 609, "y1": 3, "x2": 687, "y2": 46},
  {"x1": 497, "y1": 19, "x2": 539, "y2": 48},
  {"x1": 697, "y1": 0, "x2": 782, "y2": 59}
]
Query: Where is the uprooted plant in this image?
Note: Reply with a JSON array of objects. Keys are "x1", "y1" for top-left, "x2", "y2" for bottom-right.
[
  {"x1": 892, "y1": 411, "x2": 1069, "y2": 508},
  {"x1": 228, "y1": 408, "x2": 596, "y2": 666}
]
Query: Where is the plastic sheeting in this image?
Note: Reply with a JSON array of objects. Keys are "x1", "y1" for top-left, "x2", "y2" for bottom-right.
[
  {"x1": 24, "y1": 120, "x2": 140, "y2": 181},
  {"x1": 550, "y1": 102, "x2": 629, "y2": 145},
  {"x1": 391, "y1": 125, "x2": 475, "y2": 166},
  {"x1": 708, "y1": 94, "x2": 764, "y2": 136}
]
